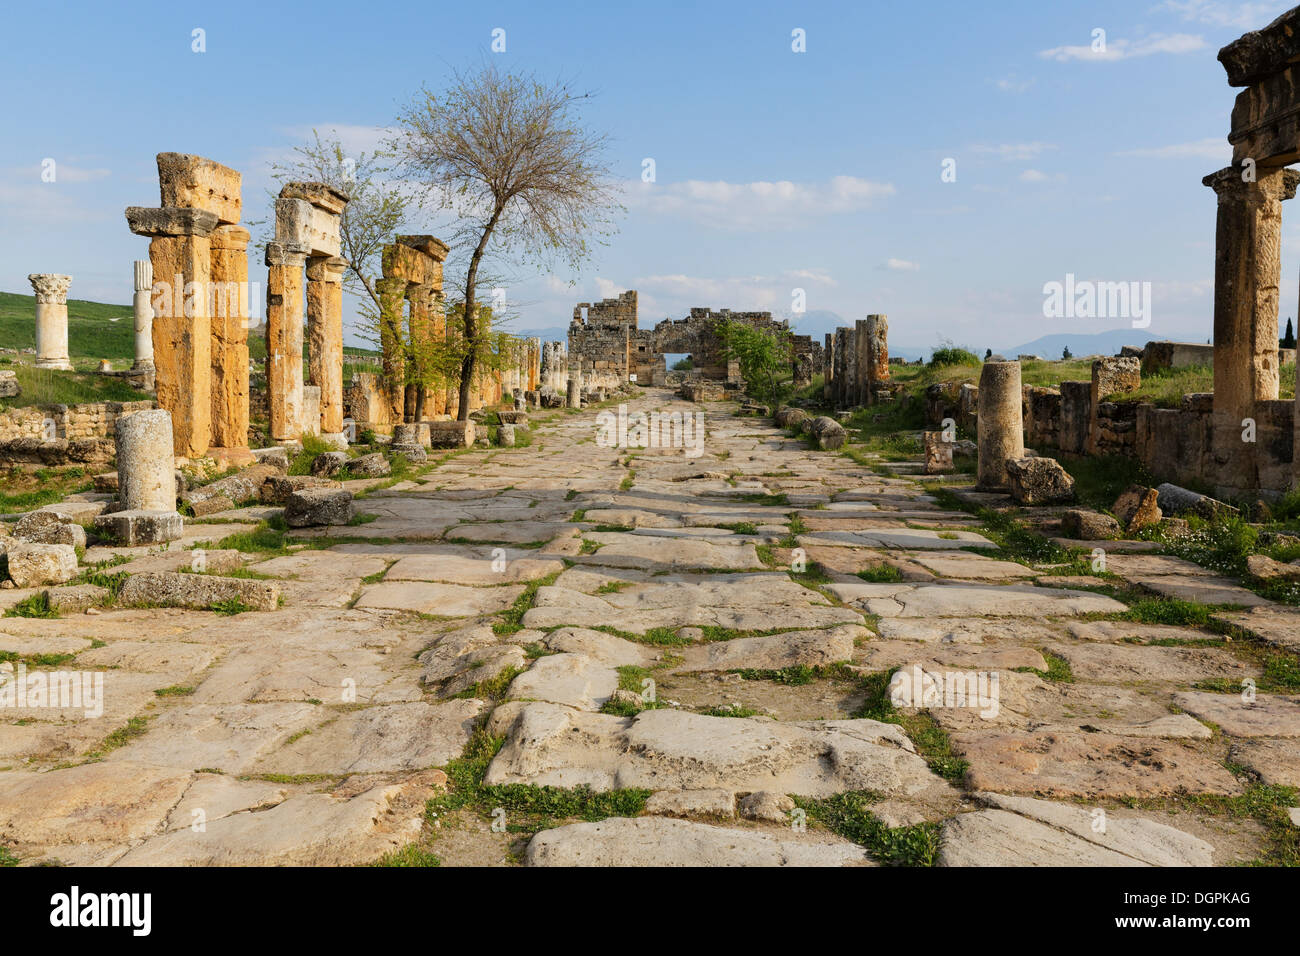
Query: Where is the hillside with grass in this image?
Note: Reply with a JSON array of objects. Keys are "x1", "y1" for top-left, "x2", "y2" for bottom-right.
[{"x1": 0, "y1": 289, "x2": 382, "y2": 408}]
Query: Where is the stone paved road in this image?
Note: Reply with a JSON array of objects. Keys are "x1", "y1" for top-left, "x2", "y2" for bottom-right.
[{"x1": 0, "y1": 388, "x2": 1292, "y2": 866}]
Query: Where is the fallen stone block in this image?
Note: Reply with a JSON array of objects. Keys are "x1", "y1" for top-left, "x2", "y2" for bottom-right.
[
  {"x1": 390, "y1": 442, "x2": 428, "y2": 463},
  {"x1": 1005, "y1": 456, "x2": 1075, "y2": 505},
  {"x1": 5, "y1": 541, "x2": 78, "y2": 588},
  {"x1": 183, "y1": 464, "x2": 283, "y2": 514},
  {"x1": 774, "y1": 406, "x2": 810, "y2": 429},
  {"x1": 344, "y1": 453, "x2": 390, "y2": 477},
  {"x1": 1156, "y1": 483, "x2": 1237, "y2": 519},
  {"x1": 283, "y1": 488, "x2": 354, "y2": 528},
  {"x1": 42, "y1": 583, "x2": 109, "y2": 614},
  {"x1": 118, "y1": 571, "x2": 280, "y2": 612},
  {"x1": 14, "y1": 510, "x2": 86, "y2": 549},
  {"x1": 258, "y1": 474, "x2": 340, "y2": 505},
  {"x1": 92, "y1": 509, "x2": 184, "y2": 546},
  {"x1": 1113, "y1": 485, "x2": 1162, "y2": 532},
  {"x1": 498, "y1": 410, "x2": 529, "y2": 425},
  {"x1": 806, "y1": 416, "x2": 846, "y2": 450},
  {"x1": 1060, "y1": 509, "x2": 1120, "y2": 541},
  {"x1": 310, "y1": 451, "x2": 349, "y2": 477},
  {"x1": 428, "y1": 421, "x2": 476, "y2": 449}
]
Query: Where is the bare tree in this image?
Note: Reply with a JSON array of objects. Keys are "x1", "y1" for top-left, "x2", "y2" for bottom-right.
[
  {"x1": 391, "y1": 64, "x2": 622, "y2": 419},
  {"x1": 264, "y1": 129, "x2": 410, "y2": 341}
]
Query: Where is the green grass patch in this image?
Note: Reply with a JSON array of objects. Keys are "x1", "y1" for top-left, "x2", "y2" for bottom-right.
[{"x1": 794, "y1": 790, "x2": 941, "y2": 866}]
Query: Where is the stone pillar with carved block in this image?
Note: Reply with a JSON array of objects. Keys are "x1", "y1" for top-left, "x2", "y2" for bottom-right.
[
  {"x1": 126, "y1": 206, "x2": 217, "y2": 457},
  {"x1": 265, "y1": 241, "x2": 309, "y2": 441},
  {"x1": 1204, "y1": 165, "x2": 1299, "y2": 493},
  {"x1": 208, "y1": 225, "x2": 253, "y2": 465},
  {"x1": 307, "y1": 255, "x2": 348, "y2": 448}
]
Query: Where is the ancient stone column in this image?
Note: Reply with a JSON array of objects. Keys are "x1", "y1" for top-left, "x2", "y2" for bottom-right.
[
  {"x1": 131, "y1": 261, "x2": 155, "y2": 372},
  {"x1": 27, "y1": 274, "x2": 73, "y2": 370},
  {"x1": 117, "y1": 408, "x2": 178, "y2": 510},
  {"x1": 126, "y1": 206, "x2": 218, "y2": 458},
  {"x1": 265, "y1": 241, "x2": 309, "y2": 441},
  {"x1": 376, "y1": 277, "x2": 408, "y2": 425},
  {"x1": 567, "y1": 373, "x2": 580, "y2": 408},
  {"x1": 1204, "y1": 165, "x2": 1300, "y2": 492},
  {"x1": 976, "y1": 361, "x2": 1025, "y2": 491},
  {"x1": 307, "y1": 255, "x2": 348, "y2": 448},
  {"x1": 99, "y1": 407, "x2": 184, "y2": 545},
  {"x1": 865, "y1": 314, "x2": 889, "y2": 403},
  {"x1": 854, "y1": 318, "x2": 870, "y2": 406},
  {"x1": 209, "y1": 225, "x2": 253, "y2": 464},
  {"x1": 404, "y1": 282, "x2": 431, "y2": 422}
]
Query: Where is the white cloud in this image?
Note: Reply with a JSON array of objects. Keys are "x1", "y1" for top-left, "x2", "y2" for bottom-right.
[
  {"x1": 1115, "y1": 137, "x2": 1230, "y2": 160},
  {"x1": 1039, "y1": 32, "x2": 1206, "y2": 62},
  {"x1": 881, "y1": 258, "x2": 920, "y2": 272},
  {"x1": 1019, "y1": 169, "x2": 1053, "y2": 182},
  {"x1": 625, "y1": 175, "x2": 894, "y2": 227},
  {"x1": 1158, "y1": 1, "x2": 1287, "y2": 30}
]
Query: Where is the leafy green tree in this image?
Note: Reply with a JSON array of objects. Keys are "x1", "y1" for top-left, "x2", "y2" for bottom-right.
[{"x1": 715, "y1": 319, "x2": 792, "y2": 408}]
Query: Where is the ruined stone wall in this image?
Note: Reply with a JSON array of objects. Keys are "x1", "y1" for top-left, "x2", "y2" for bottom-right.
[{"x1": 0, "y1": 400, "x2": 157, "y2": 442}]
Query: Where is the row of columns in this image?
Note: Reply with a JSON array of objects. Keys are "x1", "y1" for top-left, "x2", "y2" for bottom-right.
[{"x1": 823, "y1": 314, "x2": 889, "y2": 408}]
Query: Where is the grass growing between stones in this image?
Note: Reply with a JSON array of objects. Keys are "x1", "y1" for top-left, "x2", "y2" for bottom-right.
[
  {"x1": 370, "y1": 844, "x2": 441, "y2": 867},
  {"x1": 1120, "y1": 781, "x2": 1300, "y2": 867},
  {"x1": 857, "y1": 564, "x2": 904, "y2": 583},
  {"x1": 792, "y1": 790, "x2": 941, "y2": 867},
  {"x1": 1014, "y1": 650, "x2": 1075, "y2": 683},
  {"x1": 0, "y1": 846, "x2": 19, "y2": 867},
  {"x1": 427, "y1": 729, "x2": 651, "y2": 841},
  {"x1": 492, "y1": 569, "x2": 561, "y2": 636},
  {"x1": 853, "y1": 669, "x2": 970, "y2": 784},
  {"x1": 4, "y1": 593, "x2": 58, "y2": 619}
]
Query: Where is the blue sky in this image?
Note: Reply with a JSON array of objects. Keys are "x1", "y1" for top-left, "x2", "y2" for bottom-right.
[{"x1": 0, "y1": 0, "x2": 1294, "y2": 352}]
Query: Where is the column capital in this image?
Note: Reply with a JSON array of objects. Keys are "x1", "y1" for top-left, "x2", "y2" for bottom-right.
[
  {"x1": 1203, "y1": 165, "x2": 1300, "y2": 201},
  {"x1": 375, "y1": 276, "x2": 409, "y2": 296},
  {"x1": 265, "y1": 240, "x2": 310, "y2": 268},
  {"x1": 306, "y1": 255, "x2": 348, "y2": 283},
  {"x1": 27, "y1": 273, "x2": 72, "y2": 303},
  {"x1": 133, "y1": 260, "x2": 153, "y2": 292},
  {"x1": 126, "y1": 206, "x2": 218, "y2": 238}
]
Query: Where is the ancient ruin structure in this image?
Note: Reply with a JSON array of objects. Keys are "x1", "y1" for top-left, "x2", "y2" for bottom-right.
[
  {"x1": 126, "y1": 153, "x2": 252, "y2": 463},
  {"x1": 1206, "y1": 10, "x2": 1300, "y2": 494},
  {"x1": 93, "y1": 408, "x2": 183, "y2": 545},
  {"x1": 823, "y1": 315, "x2": 891, "y2": 408},
  {"x1": 131, "y1": 260, "x2": 155, "y2": 386},
  {"x1": 27, "y1": 274, "x2": 73, "y2": 370},
  {"x1": 345, "y1": 235, "x2": 543, "y2": 433},
  {"x1": 975, "y1": 361, "x2": 1024, "y2": 491},
  {"x1": 568, "y1": 290, "x2": 809, "y2": 392},
  {"x1": 266, "y1": 181, "x2": 351, "y2": 446}
]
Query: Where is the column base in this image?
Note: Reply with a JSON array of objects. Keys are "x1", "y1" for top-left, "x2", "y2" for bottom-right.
[
  {"x1": 319, "y1": 432, "x2": 349, "y2": 450},
  {"x1": 35, "y1": 358, "x2": 73, "y2": 371},
  {"x1": 207, "y1": 446, "x2": 257, "y2": 468}
]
